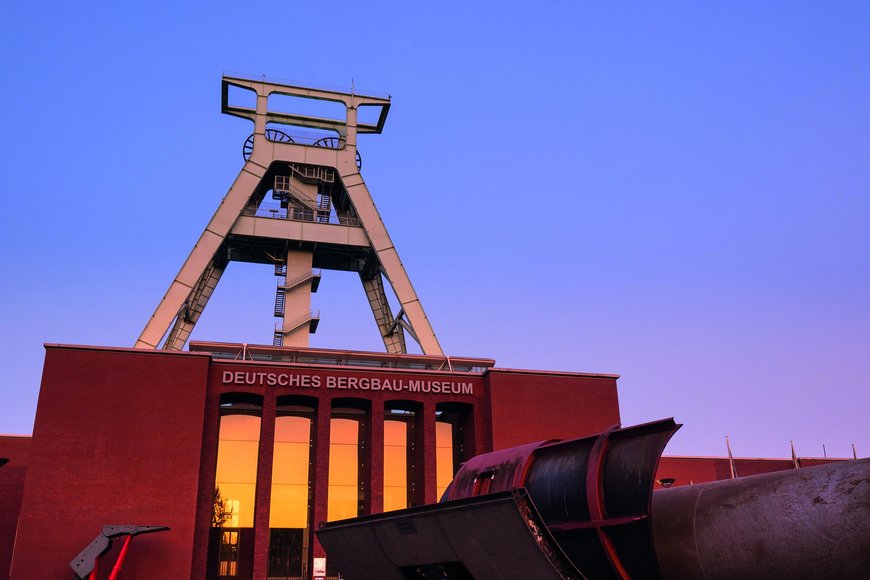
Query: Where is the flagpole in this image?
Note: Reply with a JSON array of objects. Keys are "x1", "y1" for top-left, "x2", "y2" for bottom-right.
[
  {"x1": 790, "y1": 440, "x2": 799, "y2": 469},
  {"x1": 726, "y1": 436, "x2": 737, "y2": 479}
]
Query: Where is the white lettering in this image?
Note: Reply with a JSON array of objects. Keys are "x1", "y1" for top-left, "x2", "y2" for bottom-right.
[{"x1": 220, "y1": 369, "x2": 474, "y2": 396}]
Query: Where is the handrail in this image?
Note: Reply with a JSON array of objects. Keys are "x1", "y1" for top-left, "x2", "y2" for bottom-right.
[
  {"x1": 242, "y1": 204, "x2": 361, "y2": 227},
  {"x1": 274, "y1": 180, "x2": 319, "y2": 212},
  {"x1": 274, "y1": 310, "x2": 321, "y2": 335},
  {"x1": 288, "y1": 164, "x2": 335, "y2": 183},
  {"x1": 277, "y1": 269, "x2": 322, "y2": 290}
]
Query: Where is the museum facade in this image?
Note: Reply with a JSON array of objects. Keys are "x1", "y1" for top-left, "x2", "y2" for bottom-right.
[{"x1": 2, "y1": 341, "x2": 620, "y2": 579}]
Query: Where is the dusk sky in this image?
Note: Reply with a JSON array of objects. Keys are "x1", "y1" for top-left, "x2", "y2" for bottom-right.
[{"x1": 1, "y1": 3, "x2": 868, "y2": 459}]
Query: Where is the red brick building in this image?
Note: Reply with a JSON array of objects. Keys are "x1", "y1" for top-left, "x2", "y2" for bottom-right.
[
  {"x1": 2, "y1": 341, "x2": 621, "y2": 579},
  {"x1": 0, "y1": 436, "x2": 28, "y2": 579},
  {"x1": 654, "y1": 455, "x2": 841, "y2": 489}
]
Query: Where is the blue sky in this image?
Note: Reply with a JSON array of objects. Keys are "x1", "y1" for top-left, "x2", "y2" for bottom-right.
[{"x1": 1, "y1": 2, "x2": 868, "y2": 458}]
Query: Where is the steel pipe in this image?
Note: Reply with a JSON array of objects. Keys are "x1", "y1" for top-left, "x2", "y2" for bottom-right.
[{"x1": 651, "y1": 458, "x2": 870, "y2": 579}]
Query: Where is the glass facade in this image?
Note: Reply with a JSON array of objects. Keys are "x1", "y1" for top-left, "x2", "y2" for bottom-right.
[
  {"x1": 269, "y1": 402, "x2": 314, "y2": 579},
  {"x1": 384, "y1": 407, "x2": 417, "y2": 511},
  {"x1": 215, "y1": 413, "x2": 261, "y2": 528},
  {"x1": 211, "y1": 396, "x2": 263, "y2": 580},
  {"x1": 205, "y1": 388, "x2": 477, "y2": 579},
  {"x1": 384, "y1": 419, "x2": 408, "y2": 511},
  {"x1": 435, "y1": 421, "x2": 454, "y2": 499},
  {"x1": 436, "y1": 403, "x2": 473, "y2": 499},
  {"x1": 327, "y1": 407, "x2": 365, "y2": 522}
]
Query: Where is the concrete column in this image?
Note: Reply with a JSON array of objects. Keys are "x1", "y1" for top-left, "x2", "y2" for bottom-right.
[
  {"x1": 367, "y1": 402, "x2": 385, "y2": 514},
  {"x1": 282, "y1": 249, "x2": 314, "y2": 347},
  {"x1": 191, "y1": 391, "x2": 223, "y2": 578},
  {"x1": 310, "y1": 399, "x2": 332, "y2": 568},
  {"x1": 419, "y1": 400, "x2": 438, "y2": 505},
  {"x1": 252, "y1": 393, "x2": 276, "y2": 579},
  {"x1": 474, "y1": 400, "x2": 492, "y2": 455}
]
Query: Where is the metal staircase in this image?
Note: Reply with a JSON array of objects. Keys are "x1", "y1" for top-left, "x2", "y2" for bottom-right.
[
  {"x1": 273, "y1": 311, "x2": 321, "y2": 346},
  {"x1": 274, "y1": 288, "x2": 286, "y2": 318},
  {"x1": 317, "y1": 189, "x2": 332, "y2": 223},
  {"x1": 273, "y1": 176, "x2": 318, "y2": 211},
  {"x1": 274, "y1": 270, "x2": 322, "y2": 318}
]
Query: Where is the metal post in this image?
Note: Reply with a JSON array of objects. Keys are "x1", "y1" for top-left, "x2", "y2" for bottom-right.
[{"x1": 108, "y1": 535, "x2": 133, "y2": 580}]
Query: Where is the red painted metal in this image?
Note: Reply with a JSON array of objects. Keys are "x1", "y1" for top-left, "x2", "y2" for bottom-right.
[
  {"x1": 584, "y1": 426, "x2": 632, "y2": 579},
  {"x1": 443, "y1": 440, "x2": 547, "y2": 500},
  {"x1": 446, "y1": 418, "x2": 679, "y2": 578},
  {"x1": 70, "y1": 525, "x2": 170, "y2": 580},
  {"x1": 109, "y1": 535, "x2": 133, "y2": 580}
]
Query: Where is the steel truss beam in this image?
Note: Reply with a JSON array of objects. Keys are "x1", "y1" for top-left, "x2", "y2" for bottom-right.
[{"x1": 136, "y1": 74, "x2": 443, "y2": 355}]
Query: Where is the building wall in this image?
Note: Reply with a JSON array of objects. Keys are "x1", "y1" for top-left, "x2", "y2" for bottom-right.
[
  {"x1": 11, "y1": 346, "x2": 211, "y2": 580},
  {"x1": 485, "y1": 369, "x2": 621, "y2": 450},
  {"x1": 655, "y1": 455, "x2": 845, "y2": 488},
  {"x1": 9, "y1": 345, "x2": 626, "y2": 580},
  {"x1": 0, "y1": 436, "x2": 30, "y2": 580}
]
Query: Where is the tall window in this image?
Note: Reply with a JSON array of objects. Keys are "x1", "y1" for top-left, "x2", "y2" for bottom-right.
[
  {"x1": 435, "y1": 422, "x2": 454, "y2": 499},
  {"x1": 327, "y1": 406, "x2": 366, "y2": 521},
  {"x1": 210, "y1": 395, "x2": 262, "y2": 580},
  {"x1": 436, "y1": 403, "x2": 474, "y2": 500},
  {"x1": 269, "y1": 400, "x2": 314, "y2": 579},
  {"x1": 384, "y1": 407, "x2": 416, "y2": 511}
]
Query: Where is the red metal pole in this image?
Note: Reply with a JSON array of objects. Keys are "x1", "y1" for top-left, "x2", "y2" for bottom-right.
[{"x1": 108, "y1": 535, "x2": 134, "y2": 580}]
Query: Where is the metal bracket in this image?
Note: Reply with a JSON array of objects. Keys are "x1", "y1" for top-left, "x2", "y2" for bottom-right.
[{"x1": 70, "y1": 524, "x2": 169, "y2": 580}]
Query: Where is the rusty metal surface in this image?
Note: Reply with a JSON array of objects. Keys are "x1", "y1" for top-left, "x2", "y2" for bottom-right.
[
  {"x1": 317, "y1": 490, "x2": 585, "y2": 580},
  {"x1": 444, "y1": 440, "x2": 547, "y2": 500},
  {"x1": 526, "y1": 419, "x2": 679, "y2": 579},
  {"x1": 436, "y1": 419, "x2": 680, "y2": 579},
  {"x1": 652, "y1": 457, "x2": 870, "y2": 579}
]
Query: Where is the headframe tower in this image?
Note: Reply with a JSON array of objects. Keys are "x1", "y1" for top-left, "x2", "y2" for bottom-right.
[{"x1": 136, "y1": 74, "x2": 443, "y2": 355}]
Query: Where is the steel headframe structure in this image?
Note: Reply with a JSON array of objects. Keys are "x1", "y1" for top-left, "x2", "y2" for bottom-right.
[{"x1": 136, "y1": 74, "x2": 443, "y2": 355}]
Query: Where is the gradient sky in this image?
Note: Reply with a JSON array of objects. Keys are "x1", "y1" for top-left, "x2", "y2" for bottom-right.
[{"x1": 1, "y1": 2, "x2": 868, "y2": 459}]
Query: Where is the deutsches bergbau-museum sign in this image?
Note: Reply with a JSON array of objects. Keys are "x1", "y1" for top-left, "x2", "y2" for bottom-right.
[{"x1": 221, "y1": 370, "x2": 475, "y2": 395}]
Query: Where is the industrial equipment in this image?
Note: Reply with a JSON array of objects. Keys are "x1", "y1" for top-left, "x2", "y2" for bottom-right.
[{"x1": 318, "y1": 419, "x2": 870, "y2": 579}]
